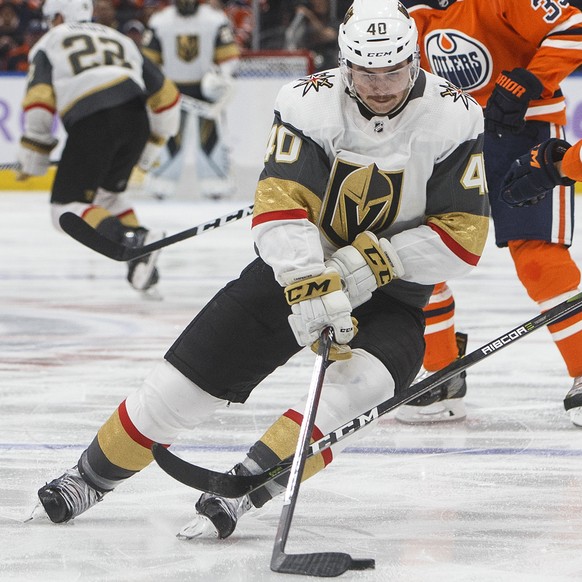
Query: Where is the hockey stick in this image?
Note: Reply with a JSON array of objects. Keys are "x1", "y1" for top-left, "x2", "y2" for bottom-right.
[
  {"x1": 152, "y1": 289, "x2": 582, "y2": 498},
  {"x1": 0, "y1": 161, "x2": 59, "y2": 171},
  {"x1": 58, "y1": 204, "x2": 254, "y2": 261},
  {"x1": 180, "y1": 91, "x2": 233, "y2": 119},
  {"x1": 270, "y1": 327, "x2": 375, "y2": 577}
]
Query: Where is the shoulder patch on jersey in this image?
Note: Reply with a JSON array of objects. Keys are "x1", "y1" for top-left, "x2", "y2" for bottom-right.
[
  {"x1": 439, "y1": 80, "x2": 478, "y2": 109},
  {"x1": 293, "y1": 71, "x2": 335, "y2": 97}
]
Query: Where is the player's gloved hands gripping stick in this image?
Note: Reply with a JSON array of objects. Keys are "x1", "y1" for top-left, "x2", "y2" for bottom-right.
[
  {"x1": 285, "y1": 270, "x2": 356, "y2": 361},
  {"x1": 327, "y1": 231, "x2": 404, "y2": 308}
]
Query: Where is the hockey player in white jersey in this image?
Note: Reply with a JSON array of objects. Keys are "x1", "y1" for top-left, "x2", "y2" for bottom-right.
[
  {"x1": 34, "y1": 0, "x2": 488, "y2": 539},
  {"x1": 142, "y1": 0, "x2": 240, "y2": 199},
  {"x1": 15, "y1": 0, "x2": 181, "y2": 295}
]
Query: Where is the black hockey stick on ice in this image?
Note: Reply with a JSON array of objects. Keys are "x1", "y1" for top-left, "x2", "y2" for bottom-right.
[
  {"x1": 152, "y1": 290, "x2": 582, "y2": 498},
  {"x1": 270, "y1": 327, "x2": 375, "y2": 577},
  {"x1": 58, "y1": 204, "x2": 254, "y2": 261}
]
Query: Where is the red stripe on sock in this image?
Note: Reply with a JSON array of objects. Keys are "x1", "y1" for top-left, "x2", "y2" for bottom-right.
[
  {"x1": 284, "y1": 408, "x2": 333, "y2": 465},
  {"x1": 118, "y1": 400, "x2": 169, "y2": 450}
]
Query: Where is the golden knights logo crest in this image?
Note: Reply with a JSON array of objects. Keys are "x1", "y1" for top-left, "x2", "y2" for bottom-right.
[
  {"x1": 320, "y1": 159, "x2": 403, "y2": 246},
  {"x1": 177, "y1": 35, "x2": 198, "y2": 62}
]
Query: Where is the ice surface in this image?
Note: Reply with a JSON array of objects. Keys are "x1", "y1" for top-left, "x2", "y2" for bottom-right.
[{"x1": 2, "y1": 192, "x2": 582, "y2": 581}]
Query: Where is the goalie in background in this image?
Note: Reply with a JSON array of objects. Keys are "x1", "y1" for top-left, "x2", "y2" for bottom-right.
[
  {"x1": 15, "y1": 0, "x2": 181, "y2": 297},
  {"x1": 141, "y1": 0, "x2": 240, "y2": 200},
  {"x1": 32, "y1": 1, "x2": 488, "y2": 539}
]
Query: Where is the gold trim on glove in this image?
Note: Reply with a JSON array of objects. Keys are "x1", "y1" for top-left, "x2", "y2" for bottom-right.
[
  {"x1": 352, "y1": 232, "x2": 394, "y2": 287},
  {"x1": 284, "y1": 272, "x2": 342, "y2": 305}
]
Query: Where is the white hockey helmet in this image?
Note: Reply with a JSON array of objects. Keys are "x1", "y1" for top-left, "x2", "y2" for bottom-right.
[
  {"x1": 339, "y1": 0, "x2": 420, "y2": 113},
  {"x1": 43, "y1": 0, "x2": 94, "y2": 24},
  {"x1": 339, "y1": 0, "x2": 418, "y2": 68}
]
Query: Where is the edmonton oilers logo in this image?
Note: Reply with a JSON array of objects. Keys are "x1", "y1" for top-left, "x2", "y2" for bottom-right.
[{"x1": 425, "y1": 30, "x2": 492, "y2": 91}]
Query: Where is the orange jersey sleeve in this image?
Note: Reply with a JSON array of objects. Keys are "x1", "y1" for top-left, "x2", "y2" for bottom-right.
[{"x1": 405, "y1": 0, "x2": 582, "y2": 125}]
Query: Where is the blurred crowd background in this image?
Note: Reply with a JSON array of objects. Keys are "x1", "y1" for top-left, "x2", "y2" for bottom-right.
[{"x1": 0, "y1": 0, "x2": 353, "y2": 73}]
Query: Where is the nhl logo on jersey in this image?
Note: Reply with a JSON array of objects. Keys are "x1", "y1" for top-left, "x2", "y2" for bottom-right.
[
  {"x1": 425, "y1": 31, "x2": 492, "y2": 91},
  {"x1": 177, "y1": 35, "x2": 199, "y2": 62}
]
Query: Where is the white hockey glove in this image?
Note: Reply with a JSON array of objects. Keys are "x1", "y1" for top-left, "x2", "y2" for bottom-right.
[
  {"x1": 285, "y1": 269, "x2": 357, "y2": 361},
  {"x1": 137, "y1": 136, "x2": 166, "y2": 172},
  {"x1": 201, "y1": 69, "x2": 233, "y2": 103},
  {"x1": 326, "y1": 231, "x2": 405, "y2": 309},
  {"x1": 15, "y1": 136, "x2": 58, "y2": 181}
]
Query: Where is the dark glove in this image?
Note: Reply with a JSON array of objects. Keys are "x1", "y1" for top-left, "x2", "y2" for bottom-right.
[
  {"x1": 484, "y1": 68, "x2": 543, "y2": 136},
  {"x1": 500, "y1": 138, "x2": 575, "y2": 208}
]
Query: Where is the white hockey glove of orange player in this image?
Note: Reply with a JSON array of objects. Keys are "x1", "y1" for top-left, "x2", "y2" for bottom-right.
[
  {"x1": 15, "y1": 136, "x2": 58, "y2": 181},
  {"x1": 201, "y1": 69, "x2": 233, "y2": 103},
  {"x1": 326, "y1": 231, "x2": 405, "y2": 309},
  {"x1": 285, "y1": 269, "x2": 357, "y2": 361}
]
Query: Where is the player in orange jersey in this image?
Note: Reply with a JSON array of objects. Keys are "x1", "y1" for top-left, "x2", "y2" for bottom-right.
[
  {"x1": 398, "y1": 0, "x2": 582, "y2": 425},
  {"x1": 502, "y1": 135, "x2": 582, "y2": 424}
]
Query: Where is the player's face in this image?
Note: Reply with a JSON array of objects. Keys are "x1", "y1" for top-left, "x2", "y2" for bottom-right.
[{"x1": 350, "y1": 61, "x2": 412, "y2": 115}]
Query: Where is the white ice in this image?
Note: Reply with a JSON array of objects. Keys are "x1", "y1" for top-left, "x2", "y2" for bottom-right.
[{"x1": 2, "y1": 191, "x2": 582, "y2": 582}]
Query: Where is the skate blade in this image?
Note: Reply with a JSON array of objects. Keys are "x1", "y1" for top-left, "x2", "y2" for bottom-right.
[
  {"x1": 24, "y1": 500, "x2": 51, "y2": 523},
  {"x1": 569, "y1": 408, "x2": 582, "y2": 427},
  {"x1": 395, "y1": 400, "x2": 466, "y2": 424},
  {"x1": 176, "y1": 515, "x2": 219, "y2": 540},
  {"x1": 139, "y1": 286, "x2": 163, "y2": 302}
]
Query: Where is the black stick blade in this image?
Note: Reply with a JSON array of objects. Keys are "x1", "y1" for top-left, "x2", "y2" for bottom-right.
[
  {"x1": 59, "y1": 213, "x2": 127, "y2": 261},
  {"x1": 151, "y1": 443, "x2": 272, "y2": 497},
  {"x1": 271, "y1": 552, "x2": 374, "y2": 577}
]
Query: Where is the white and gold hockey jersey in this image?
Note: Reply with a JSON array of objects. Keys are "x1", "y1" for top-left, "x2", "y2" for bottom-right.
[
  {"x1": 142, "y1": 4, "x2": 240, "y2": 88},
  {"x1": 251, "y1": 69, "x2": 490, "y2": 308},
  {"x1": 23, "y1": 21, "x2": 180, "y2": 143}
]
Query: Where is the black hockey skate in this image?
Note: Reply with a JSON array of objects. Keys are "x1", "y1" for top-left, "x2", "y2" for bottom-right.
[
  {"x1": 177, "y1": 491, "x2": 253, "y2": 540},
  {"x1": 564, "y1": 375, "x2": 582, "y2": 427},
  {"x1": 37, "y1": 466, "x2": 106, "y2": 523},
  {"x1": 396, "y1": 332, "x2": 468, "y2": 423},
  {"x1": 124, "y1": 227, "x2": 163, "y2": 292}
]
